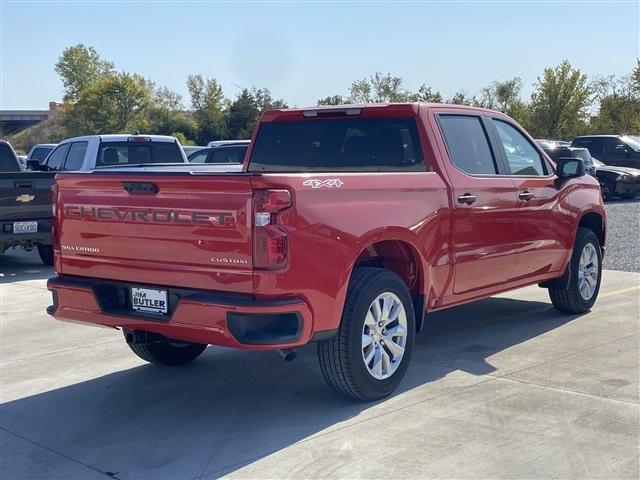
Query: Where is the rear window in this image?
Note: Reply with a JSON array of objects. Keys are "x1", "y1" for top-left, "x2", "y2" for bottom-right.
[
  {"x1": 96, "y1": 141, "x2": 183, "y2": 167},
  {"x1": 248, "y1": 118, "x2": 424, "y2": 172},
  {"x1": 31, "y1": 147, "x2": 54, "y2": 162}
]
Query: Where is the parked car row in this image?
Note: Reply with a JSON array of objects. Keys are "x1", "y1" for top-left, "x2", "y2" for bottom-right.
[
  {"x1": 543, "y1": 146, "x2": 640, "y2": 200},
  {"x1": 537, "y1": 135, "x2": 640, "y2": 200}
]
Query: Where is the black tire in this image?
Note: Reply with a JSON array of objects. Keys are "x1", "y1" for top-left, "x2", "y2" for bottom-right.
[
  {"x1": 599, "y1": 179, "x2": 614, "y2": 201},
  {"x1": 548, "y1": 227, "x2": 602, "y2": 314},
  {"x1": 37, "y1": 244, "x2": 53, "y2": 266},
  {"x1": 317, "y1": 267, "x2": 415, "y2": 401},
  {"x1": 125, "y1": 333, "x2": 207, "y2": 365}
]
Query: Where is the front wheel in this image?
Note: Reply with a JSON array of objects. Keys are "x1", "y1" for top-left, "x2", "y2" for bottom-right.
[
  {"x1": 599, "y1": 179, "x2": 614, "y2": 201},
  {"x1": 317, "y1": 267, "x2": 415, "y2": 401},
  {"x1": 125, "y1": 332, "x2": 207, "y2": 365},
  {"x1": 548, "y1": 227, "x2": 602, "y2": 314}
]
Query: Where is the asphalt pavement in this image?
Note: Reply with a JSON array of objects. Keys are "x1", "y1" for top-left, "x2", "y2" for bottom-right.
[
  {"x1": 603, "y1": 196, "x2": 640, "y2": 272},
  {"x1": 1, "y1": 248, "x2": 638, "y2": 479}
]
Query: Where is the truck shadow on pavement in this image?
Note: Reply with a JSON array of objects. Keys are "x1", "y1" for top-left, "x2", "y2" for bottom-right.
[
  {"x1": 0, "y1": 249, "x2": 52, "y2": 284},
  {"x1": 1, "y1": 297, "x2": 582, "y2": 480}
]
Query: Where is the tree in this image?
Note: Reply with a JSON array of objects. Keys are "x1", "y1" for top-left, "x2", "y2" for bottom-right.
[
  {"x1": 144, "y1": 84, "x2": 196, "y2": 140},
  {"x1": 448, "y1": 91, "x2": 473, "y2": 105},
  {"x1": 495, "y1": 77, "x2": 522, "y2": 112},
  {"x1": 65, "y1": 72, "x2": 150, "y2": 135},
  {"x1": 317, "y1": 95, "x2": 346, "y2": 106},
  {"x1": 55, "y1": 44, "x2": 114, "y2": 102},
  {"x1": 349, "y1": 72, "x2": 410, "y2": 103},
  {"x1": 632, "y1": 59, "x2": 640, "y2": 94},
  {"x1": 226, "y1": 89, "x2": 260, "y2": 139},
  {"x1": 186, "y1": 74, "x2": 227, "y2": 143},
  {"x1": 528, "y1": 61, "x2": 590, "y2": 138},
  {"x1": 252, "y1": 88, "x2": 287, "y2": 112},
  {"x1": 409, "y1": 84, "x2": 443, "y2": 103}
]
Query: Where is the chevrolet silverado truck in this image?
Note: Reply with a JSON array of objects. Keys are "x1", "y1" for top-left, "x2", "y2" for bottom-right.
[
  {"x1": 47, "y1": 104, "x2": 606, "y2": 400},
  {"x1": 1, "y1": 140, "x2": 55, "y2": 264}
]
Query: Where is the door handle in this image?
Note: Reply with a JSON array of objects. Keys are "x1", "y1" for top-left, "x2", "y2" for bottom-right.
[
  {"x1": 518, "y1": 191, "x2": 535, "y2": 201},
  {"x1": 457, "y1": 193, "x2": 477, "y2": 205}
]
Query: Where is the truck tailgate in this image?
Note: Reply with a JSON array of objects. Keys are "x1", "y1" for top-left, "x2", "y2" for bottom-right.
[
  {"x1": 55, "y1": 173, "x2": 253, "y2": 293},
  {"x1": 0, "y1": 172, "x2": 55, "y2": 221}
]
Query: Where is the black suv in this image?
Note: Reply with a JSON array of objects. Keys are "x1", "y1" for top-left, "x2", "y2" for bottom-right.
[{"x1": 571, "y1": 135, "x2": 640, "y2": 168}]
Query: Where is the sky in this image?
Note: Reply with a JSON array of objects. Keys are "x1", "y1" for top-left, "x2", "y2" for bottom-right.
[{"x1": 1, "y1": 1, "x2": 638, "y2": 110}]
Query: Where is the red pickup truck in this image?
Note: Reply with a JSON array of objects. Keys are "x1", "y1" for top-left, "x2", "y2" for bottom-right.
[{"x1": 48, "y1": 103, "x2": 605, "y2": 400}]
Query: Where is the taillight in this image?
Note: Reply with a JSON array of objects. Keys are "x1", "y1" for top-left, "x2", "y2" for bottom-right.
[
  {"x1": 253, "y1": 189, "x2": 291, "y2": 269},
  {"x1": 51, "y1": 182, "x2": 59, "y2": 251}
]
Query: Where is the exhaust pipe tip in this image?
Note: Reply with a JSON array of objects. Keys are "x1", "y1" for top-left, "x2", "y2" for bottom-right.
[{"x1": 277, "y1": 348, "x2": 298, "y2": 362}]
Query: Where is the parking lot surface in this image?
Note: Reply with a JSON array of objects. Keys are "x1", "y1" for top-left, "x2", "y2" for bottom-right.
[
  {"x1": 1, "y1": 247, "x2": 638, "y2": 480},
  {"x1": 603, "y1": 197, "x2": 640, "y2": 272}
]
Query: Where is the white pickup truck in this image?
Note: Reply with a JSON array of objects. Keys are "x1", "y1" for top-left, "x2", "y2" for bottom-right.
[{"x1": 30, "y1": 135, "x2": 189, "y2": 172}]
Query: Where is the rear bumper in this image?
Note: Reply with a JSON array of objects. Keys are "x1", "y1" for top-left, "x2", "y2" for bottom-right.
[
  {"x1": 0, "y1": 218, "x2": 51, "y2": 250},
  {"x1": 47, "y1": 275, "x2": 317, "y2": 349},
  {"x1": 614, "y1": 181, "x2": 640, "y2": 196}
]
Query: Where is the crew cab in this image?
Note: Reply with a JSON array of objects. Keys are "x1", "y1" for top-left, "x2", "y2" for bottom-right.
[
  {"x1": 30, "y1": 134, "x2": 188, "y2": 172},
  {"x1": 47, "y1": 104, "x2": 606, "y2": 400}
]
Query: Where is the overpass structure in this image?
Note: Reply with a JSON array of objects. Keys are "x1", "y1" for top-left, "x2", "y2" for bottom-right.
[{"x1": 0, "y1": 103, "x2": 60, "y2": 137}]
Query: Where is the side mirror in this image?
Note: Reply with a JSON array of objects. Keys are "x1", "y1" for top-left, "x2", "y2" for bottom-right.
[
  {"x1": 555, "y1": 157, "x2": 585, "y2": 181},
  {"x1": 26, "y1": 160, "x2": 43, "y2": 171}
]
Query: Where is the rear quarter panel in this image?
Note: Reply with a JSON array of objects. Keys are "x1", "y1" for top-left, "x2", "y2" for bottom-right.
[{"x1": 251, "y1": 172, "x2": 451, "y2": 333}]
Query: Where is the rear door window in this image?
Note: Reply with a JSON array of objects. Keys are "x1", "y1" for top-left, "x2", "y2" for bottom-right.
[
  {"x1": 249, "y1": 117, "x2": 424, "y2": 172},
  {"x1": 574, "y1": 137, "x2": 603, "y2": 154},
  {"x1": 437, "y1": 115, "x2": 497, "y2": 175},
  {"x1": 62, "y1": 141, "x2": 88, "y2": 171},
  {"x1": 210, "y1": 146, "x2": 247, "y2": 164},
  {"x1": 44, "y1": 144, "x2": 71, "y2": 171},
  {"x1": 188, "y1": 150, "x2": 210, "y2": 163}
]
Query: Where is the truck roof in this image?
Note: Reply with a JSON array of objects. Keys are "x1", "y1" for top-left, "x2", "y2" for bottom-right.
[
  {"x1": 57, "y1": 134, "x2": 180, "y2": 144},
  {"x1": 207, "y1": 140, "x2": 251, "y2": 147},
  {"x1": 260, "y1": 102, "x2": 504, "y2": 122}
]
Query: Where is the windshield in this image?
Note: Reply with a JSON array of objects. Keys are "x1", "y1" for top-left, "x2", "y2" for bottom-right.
[{"x1": 622, "y1": 136, "x2": 640, "y2": 151}]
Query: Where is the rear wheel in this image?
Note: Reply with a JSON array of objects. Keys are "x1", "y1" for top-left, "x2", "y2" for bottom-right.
[
  {"x1": 317, "y1": 267, "x2": 415, "y2": 401},
  {"x1": 548, "y1": 227, "x2": 602, "y2": 314},
  {"x1": 37, "y1": 244, "x2": 53, "y2": 266},
  {"x1": 125, "y1": 332, "x2": 207, "y2": 365}
]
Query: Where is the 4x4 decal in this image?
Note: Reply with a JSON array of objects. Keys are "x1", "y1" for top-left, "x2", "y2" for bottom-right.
[{"x1": 303, "y1": 179, "x2": 344, "y2": 189}]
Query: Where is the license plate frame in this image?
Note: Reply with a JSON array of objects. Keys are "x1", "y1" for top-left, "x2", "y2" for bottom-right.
[
  {"x1": 13, "y1": 221, "x2": 38, "y2": 234},
  {"x1": 131, "y1": 287, "x2": 169, "y2": 315}
]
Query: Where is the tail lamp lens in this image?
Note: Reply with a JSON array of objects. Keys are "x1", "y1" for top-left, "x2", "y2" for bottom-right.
[{"x1": 253, "y1": 189, "x2": 291, "y2": 269}]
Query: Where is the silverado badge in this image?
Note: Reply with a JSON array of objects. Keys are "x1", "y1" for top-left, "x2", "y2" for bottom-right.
[{"x1": 15, "y1": 194, "x2": 35, "y2": 203}]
